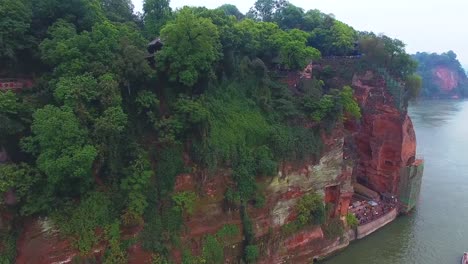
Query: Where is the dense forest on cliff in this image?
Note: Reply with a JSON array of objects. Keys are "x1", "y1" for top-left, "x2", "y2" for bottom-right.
[
  {"x1": 0, "y1": 0, "x2": 420, "y2": 262},
  {"x1": 413, "y1": 51, "x2": 468, "y2": 97}
]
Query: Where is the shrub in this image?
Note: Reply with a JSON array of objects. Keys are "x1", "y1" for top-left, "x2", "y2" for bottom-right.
[
  {"x1": 340, "y1": 86, "x2": 361, "y2": 119},
  {"x1": 253, "y1": 193, "x2": 266, "y2": 209},
  {"x1": 103, "y1": 221, "x2": 127, "y2": 264},
  {"x1": 254, "y1": 145, "x2": 277, "y2": 176},
  {"x1": 155, "y1": 145, "x2": 186, "y2": 197},
  {"x1": 53, "y1": 192, "x2": 114, "y2": 254},
  {"x1": 245, "y1": 245, "x2": 259, "y2": 263},
  {"x1": 120, "y1": 152, "x2": 153, "y2": 225},
  {"x1": 202, "y1": 235, "x2": 224, "y2": 264},
  {"x1": 172, "y1": 191, "x2": 197, "y2": 215},
  {"x1": 296, "y1": 193, "x2": 325, "y2": 226},
  {"x1": 216, "y1": 224, "x2": 240, "y2": 240},
  {"x1": 346, "y1": 213, "x2": 359, "y2": 228},
  {"x1": 0, "y1": 230, "x2": 17, "y2": 264},
  {"x1": 323, "y1": 218, "x2": 344, "y2": 239}
]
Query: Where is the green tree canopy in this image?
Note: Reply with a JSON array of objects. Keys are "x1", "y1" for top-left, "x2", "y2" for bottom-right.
[
  {"x1": 100, "y1": 0, "x2": 135, "y2": 22},
  {"x1": 143, "y1": 0, "x2": 171, "y2": 37},
  {"x1": 22, "y1": 105, "x2": 97, "y2": 197},
  {"x1": 0, "y1": 0, "x2": 33, "y2": 68},
  {"x1": 217, "y1": 4, "x2": 244, "y2": 20},
  {"x1": 158, "y1": 7, "x2": 222, "y2": 87}
]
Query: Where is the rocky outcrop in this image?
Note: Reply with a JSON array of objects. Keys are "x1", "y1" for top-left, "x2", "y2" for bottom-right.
[
  {"x1": 346, "y1": 71, "x2": 418, "y2": 196},
  {"x1": 174, "y1": 126, "x2": 353, "y2": 262},
  {"x1": 12, "y1": 69, "x2": 422, "y2": 263},
  {"x1": 433, "y1": 66, "x2": 460, "y2": 93}
]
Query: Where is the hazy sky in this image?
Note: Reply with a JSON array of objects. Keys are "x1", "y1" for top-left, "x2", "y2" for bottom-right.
[{"x1": 132, "y1": 0, "x2": 468, "y2": 67}]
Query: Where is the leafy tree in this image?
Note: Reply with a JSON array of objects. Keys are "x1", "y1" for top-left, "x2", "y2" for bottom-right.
[
  {"x1": 309, "y1": 20, "x2": 356, "y2": 56},
  {"x1": 296, "y1": 192, "x2": 325, "y2": 226},
  {"x1": 340, "y1": 86, "x2": 361, "y2": 119},
  {"x1": 216, "y1": 4, "x2": 244, "y2": 20},
  {"x1": 143, "y1": 0, "x2": 171, "y2": 37},
  {"x1": 53, "y1": 191, "x2": 113, "y2": 253},
  {"x1": 158, "y1": 7, "x2": 221, "y2": 87},
  {"x1": 121, "y1": 151, "x2": 153, "y2": 225},
  {"x1": 359, "y1": 33, "x2": 416, "y2": 78},
  {"x1": 346, "y1": 213, "x2": 358, "y2": 228},
  {"x1": 100, "y1": 0, "x2": 135, "y2": 22},
  {"x1": 274, "y1": 2, "x2": 304, "y2": 29},
  {"x1": 172, "y1": 191, "x2": 197, "y2": 215},
  {"x1": 413, "y1": 51, "x2": 467, "y2": 97},
  {"x1": 0, "y1": 91, "x2": 28, "y2": 142},
  {"x1": 0, "y1": 0, "x2": 32, "y2": 68},
  {"x1": 246, "y1": 0, "x2": 287, "y2": 22},
  {"x1": 274, "y1": 29, "x2": 320, "y2": 69},
  {"x1": 405, "y1": 74, "x2": 423, "y2": 100},
  {"x1": 22, "y1": 105, "x2": 97, "y2": 197},
  {"x1": 201, "y1": 235, "x2": 224, "y2": 264}
]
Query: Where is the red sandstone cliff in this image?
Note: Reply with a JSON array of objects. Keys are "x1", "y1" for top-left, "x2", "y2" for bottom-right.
[
  {"x1": 433, "y1": 66, "x2": 460, "y2": 93},
  {"x1": 12, "y1": 69, "x2": 421, "y2": 264},
  {"x1": 345, "y1": 71, "x2": 417, "y2": 195}
]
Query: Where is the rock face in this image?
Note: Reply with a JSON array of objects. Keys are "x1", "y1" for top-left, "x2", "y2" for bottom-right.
[
  {"x1": 176, "y1": 126, "x2": 353, "y2": 262},
  {"x1": 16, "y1": 218, "x2": 81, "y2": 264},
  {"x1": 346, "y1": 71, "x2": 417, "y2": 196},
  {"x1": 433, "y1": 66, "x2": 460, "y2": 93},
  {"x1": 12, "y1": 69, "x2": 422, "y2": 263}
]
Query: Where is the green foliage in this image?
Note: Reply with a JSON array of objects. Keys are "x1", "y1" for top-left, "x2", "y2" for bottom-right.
[
  {"x1": 200, "y1": 86, "x2": 271, "y2": 168},
  {"x1": 308, "y1": 16, "x2": 357, "y2": 56},
  {"x1": 100, "y1": 0, "x2": 135, "y2": 23},
  {"x1": 217, "y1": 4, "x2": 244, "y2": 20},
  {"x1": 411, "y1": 51, "x2": 465, "y2": 97},
  {"x1": 269, "y1": 125, "x2": 323, "y2": 162},
  {"x1": 309, "y1": 94, "x2": 335, "y2": 122},
  {"x1": 158, "y1": 7, "x2": 221, "y2": 87},
  {"x1": 155, "y1": 145, "x2": 186, "y2": 197},
  {"x1": 224, "y1": 187, "x2": 241, "y2": 205},
  {"x1": 143, "y1": 0, "x2": 172, "y2": 37},
  {"x1": 231, "y1": 147, "x2": 257, "y2": 201},
  {"x1": 0, "y1": 91, "x2": 28, "y2": 140},
  {"x1": 172, "y1": 191, "x2": 197, "y2": 215},
  {"x1": 359, "y1": 33, "x2": 417, "y2": 78},
  {"x1": 274, "y1": 29, "x2": 321, "y2": 70},
  {"x1": 253, "y1": 192, "x2": 266, "y2": 208},
  {"x1": 247, "y1": 0, "x2": 287, "y2": 22},
  {"x1": 281, "y1": 221, "x2": 302, "y2": 237},
  {"x1": 296, "y1": 192, "x2": 325, "y2": 226},
  {"x1": 103, "y1": 221, "x2": 127, "y2": 264},
  {"x1": 136, "y1": 90, "x2": 159, "y2": 111},
  {"x1": 0, "y1": 230, "x2": 17, "y2": 264},
  {"x1": 40, "y1": 19, "x2": 150, "y2": 83},
  {"x1": 22, "y1": 105, "x2": 97, "y2": 198},
  {"x1": 340, "y1": 86, "x2": 361, "y2": 119},
  {"x1": 120, "y1": 151, "x2": 153, "y2": 225},
  {"x1": 274, "y1": 2, "x2": 304, "y2": 30},
  {"x1": 0, "y1": 0, "x2": 32, "y2": 66},
  {"x1": 202, "y1": 235, "x2": 224, "y2": 264},
  {"x1": 322, "y1": 218, "x2": 344, "y2": 239},
  {"x1": 140, "y1": 207, "x2": 183, "y2": 255},
  {"x1": 0, "y1": 1, "x2": 418, "y2": 262},
  {"x1": 54, "y1": 192, "x2": 114, "y2": 254},
  {"x1": 245, "y1": 244, "x2": 259, "y2": 263},
  {"x1": 216, "y1": 224, "x2": 240, "y2": 240},
  {"x1": 0, "y1": 163, "x2": 42, "y2": 213},
  {"x1": 405, "y1": 74, "x2": 423, "y2": 100},
  {"x1": 346, "y1": 213, "x2": 358, "y2": 229}
]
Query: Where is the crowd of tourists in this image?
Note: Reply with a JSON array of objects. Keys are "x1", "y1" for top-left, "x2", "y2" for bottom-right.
[{"x1": 349, "y1": 196, "x2": 398, "y2": 225}]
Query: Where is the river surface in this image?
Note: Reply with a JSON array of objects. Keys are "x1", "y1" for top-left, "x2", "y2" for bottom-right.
[{"x1": 323, "y1": 100, "x2": 468, "y2": 264}]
